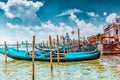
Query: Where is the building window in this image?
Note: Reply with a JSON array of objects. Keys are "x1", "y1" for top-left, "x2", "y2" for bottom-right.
[{"x1": 116, "y1": 29, "x2": 118, "y2": 35}]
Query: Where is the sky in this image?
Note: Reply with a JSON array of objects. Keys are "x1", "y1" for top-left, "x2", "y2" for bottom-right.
[{"x1": 0, "y1": 0, "x2": 120, "y2": 44}]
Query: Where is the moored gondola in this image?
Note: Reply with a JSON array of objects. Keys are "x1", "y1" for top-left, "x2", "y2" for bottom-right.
[{"x1": 0, "y1": 47, "x2": 100, "y2": 62}]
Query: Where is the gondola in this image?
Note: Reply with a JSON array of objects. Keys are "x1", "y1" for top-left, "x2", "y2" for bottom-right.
[
  {"x1": 0, "y1": 47, "x2": 100, "y2": 62},
  {"x1": 36, "y1": 44, "x2": 97, "y2": 53}
]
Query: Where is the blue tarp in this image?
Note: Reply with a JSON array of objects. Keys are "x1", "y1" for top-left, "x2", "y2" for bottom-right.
[
  {"x1": 65, "y1": 50, "x2": 98, "y2": 59},
  {"x1": 65, "y1": 52, "x2": 98, "y2": 59},
  {"x1": 0, "y1": 47, "x2": 52, "y2": 58}
]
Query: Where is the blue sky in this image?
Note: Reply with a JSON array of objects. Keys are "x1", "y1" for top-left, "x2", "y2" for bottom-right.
[{"x1": 0, "y1": 0, "x2": 119, "y2": 43}]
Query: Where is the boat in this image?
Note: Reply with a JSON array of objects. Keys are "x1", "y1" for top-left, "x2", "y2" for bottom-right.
[
  {"x1": 36, "y1": 44, "x2": 97, "y2": 53},
  {"x1": 0, "y1": 48, "x2": 5, "y2": 53},
  {"x1": 0, "y1": 47, "x2": 100, "y2": 62}
]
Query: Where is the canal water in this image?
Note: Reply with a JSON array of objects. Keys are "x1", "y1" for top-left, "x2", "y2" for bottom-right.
[
  {"x1": 0, "y1": 55, "x2": 120, "y2": 80},
  {"x1": 0, "y1": 46, "x2": 120, "y2": 80}
]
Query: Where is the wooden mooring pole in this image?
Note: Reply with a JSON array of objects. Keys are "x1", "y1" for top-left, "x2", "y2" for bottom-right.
[
  {"x1": 4, "y1": 41, "x2": 7, "y2": 63},
  {"x1": 40, "y1": 42, "x2": 42, "y2": 47},
  {"x1": 26, "y1": 40, "x2": 28, "y2": 54},
  {"x1": 49, "y1": 35, "x2": 53, "y2": 71},
  {"x1": 53, "y1": 39, "x2": 56, "y2": 54},
  {"x1": 72, "y1": 40, "x2": 74, "y2": 51},
  {"x1": 57, "y1": 35, "x2": 60, "y2": 65},
  {"x1": 17, "y1": 41, "x2": 19, "y2": 52},
  {"x1": 46, "y1": 41, "x2": 48, "y2": 47},
  {"x1": 67, "y1": 40, "x2": 69, "y2": 53},
  {"x1": 63, "y1": 37, "x2": 65, "y2": 54},
  {"x1": 32, "y1": 36, "x2": 35, "y2": 80},
  {"x1": 43, "y1": 41, "x2": 45, "y2": 47},
  {"x1": 78, "y1": 28, "x2": 80, "y2": 51},
  {"x1": 100, "y1": 36, "x2": 102, "y2": 57}
]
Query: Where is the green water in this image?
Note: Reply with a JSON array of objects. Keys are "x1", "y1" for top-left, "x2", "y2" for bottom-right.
[{"x1": 0, "y1": 58, "x2": 120, "y2": 80}]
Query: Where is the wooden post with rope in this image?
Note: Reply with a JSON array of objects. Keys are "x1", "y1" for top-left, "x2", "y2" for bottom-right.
[
  {"x1": 57, "y1": 35, "x2": 60, "y2": 65},
  {"x1": 32, "y1": 35, "x2": 35, "y2": 80},
  {"x1": 49, "y1": 35, "x2": 53, "y2": 71},
  {"x1": 4, "y1": 41, "x2": 7, "y2": 63}
]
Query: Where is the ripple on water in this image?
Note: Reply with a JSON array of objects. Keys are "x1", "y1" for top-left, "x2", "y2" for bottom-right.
[{"x1": 0, "y1": 59, "x2": 120, "y2": 80}]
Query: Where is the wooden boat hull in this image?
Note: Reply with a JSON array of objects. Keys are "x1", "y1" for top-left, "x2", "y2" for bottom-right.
[
  {"x1": 0, "y1": 46, "x2": 100, "y2": 62},
  {"x1": 6, "y1": 53, "x2": 100, "y2": 62},
  {"x1": 36, "y1": 44, "x2": 97, "y2": 53},
  {"x1": 0, "y1": 48, "x2": 100, "y2": 62}
]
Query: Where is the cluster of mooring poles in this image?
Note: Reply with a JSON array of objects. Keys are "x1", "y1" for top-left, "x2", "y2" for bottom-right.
[{"x1": 3, "y1": 28, "x2": 81, "y2": 80}]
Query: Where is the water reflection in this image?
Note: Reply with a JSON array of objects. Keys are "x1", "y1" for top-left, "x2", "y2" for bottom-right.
[
  {"x1": 50, "y1": 70, "x2": 54, "y2": 80},
  {"x1": 0, "y1": 57, "x2": 120, "y2": 80}
]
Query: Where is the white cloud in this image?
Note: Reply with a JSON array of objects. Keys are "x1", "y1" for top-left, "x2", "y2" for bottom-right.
[
  {"x1": 36, "y1": 21, "x2": 74, "y2": 41},
  {"x1": 1, "y1": 17, "x2": 103, "y2": 44},
  {"x1": 0, "y1": 23, "x2": 35, "y2": 44},
  {"x1": 56, "y1": 9, "x2": 82, "y2": 17},
  {"x1": 7, "y1": 23, "x2": 34, "y2": 33},
  {"x1": 69, "y1": 11, "x2": 103, "y2": 37},
  {"x1": 103, "y1": 12, "x2": 107, "y2": 16},
  {"x1": 0, "y1": 2, "x2": 5, "y2": 8},
  {"x1": 87, "y1": 12, "x2": 99, "y2": 17},
  {"x1": 106, "y1": 13, "x2": 118, "y2": 23},
  {"x1": 0, "y1": 0, "x2": 43, "y2": 26},
  {"x1": 3, "y1": 21, "x2": 74, "y2": 44},
  {"x1": 0, "y1": 5, "x2": 104, "y2": 44},
  {"x1": 7, "y1": 23, "x2": 20, "y2": 29},
  {"x1": 0, "y1": 26, "x2": 32, "y2": 44}
]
